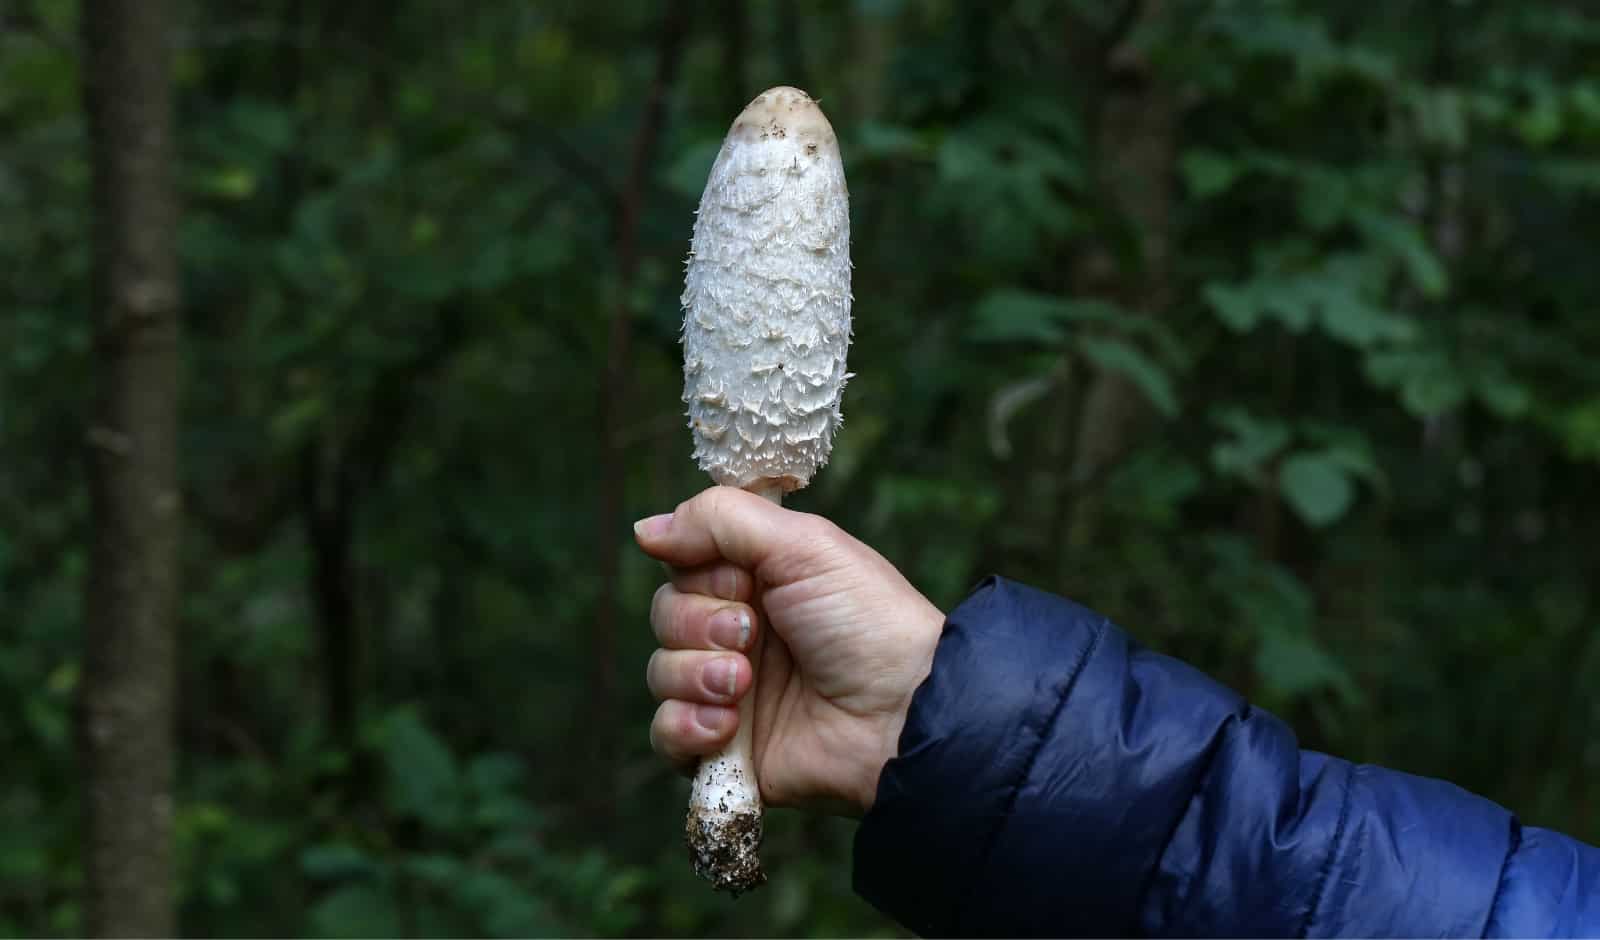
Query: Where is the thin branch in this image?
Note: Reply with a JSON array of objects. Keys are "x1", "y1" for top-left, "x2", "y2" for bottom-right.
[
  {"x1": 530, "y1": 126, "x2": 620, "y2": 218},
  {"x1": 590, "y1": 1, "x2": 693, "y2": 803},
  {"x1": 1102, "y1": 0, "x2": 1145, "y2": 59}
]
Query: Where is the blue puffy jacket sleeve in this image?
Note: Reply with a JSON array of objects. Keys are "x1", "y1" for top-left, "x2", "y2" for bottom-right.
[{"x1": 853, "y1": 577, "x2": 1600, "y2": 937}]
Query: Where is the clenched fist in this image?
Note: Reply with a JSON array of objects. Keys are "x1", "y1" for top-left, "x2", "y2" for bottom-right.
[{"x1": 634, "y1": 486, "x2": 945, "y2": 816}]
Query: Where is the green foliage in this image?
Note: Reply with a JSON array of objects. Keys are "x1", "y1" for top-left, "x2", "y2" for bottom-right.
[
  {"x1": 291, "y1": 708, "x2": 646, "y2": 938},
  {"x1": 3, "y1": 0, "x2": 1599, "y2": 936},
  {"x1": 973, "y1": 291, "x2": 1181, "y2": 417},
  {"x1": 1277, "y1": 453, "x2": 1353, "y2": 529}
]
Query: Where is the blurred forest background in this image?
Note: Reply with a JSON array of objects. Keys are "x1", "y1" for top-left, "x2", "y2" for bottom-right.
[{"x1": 4, "y1": 0, "x2": 1600, "y2": 935}]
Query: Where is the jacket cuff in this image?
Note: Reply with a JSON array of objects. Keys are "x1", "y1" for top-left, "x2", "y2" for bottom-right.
[{"x1": 851, "y1": 576, "x2": 1110, "y2": 936}]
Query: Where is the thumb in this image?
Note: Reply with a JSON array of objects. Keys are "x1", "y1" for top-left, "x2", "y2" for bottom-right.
[{"x1": 634, "y1": 485, "x2": 793, "y2": 573}]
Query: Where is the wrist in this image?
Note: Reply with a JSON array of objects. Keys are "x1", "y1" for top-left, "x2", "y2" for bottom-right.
[
  {"x1": 856, "y1": 601, "x2": 945, "y2": 815},
  {"x1": 856, "y1": 707, "x2": 909, "y2": 815}
]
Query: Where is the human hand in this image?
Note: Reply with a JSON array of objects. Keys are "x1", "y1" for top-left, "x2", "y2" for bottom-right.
[{"x1": 634, "y1": 486, "x2": 945, "y2": 816}]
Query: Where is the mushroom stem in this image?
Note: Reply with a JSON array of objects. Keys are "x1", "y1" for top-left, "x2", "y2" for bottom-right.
[
  {"x1": 679, "y1": 85, "x2": 849, "y2": 892},
  {"x1": 684, "y1": 481, "x2": 782, "y2": 895}
]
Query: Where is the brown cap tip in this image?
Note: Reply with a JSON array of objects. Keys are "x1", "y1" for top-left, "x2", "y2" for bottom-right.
[{"x1": 725, "y1": 85, "x2": 838, "y2": 155}]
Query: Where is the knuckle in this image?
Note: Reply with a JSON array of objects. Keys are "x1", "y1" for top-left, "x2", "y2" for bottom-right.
[
  {"x1": 645, "y1": 649, "x2": 666, "y2": 695},
  {"x1": 651, "y1": 592, "x2": 678, "y2": 645},
  {"x1": 649, "y1": 582, "x2": 673, "y2": 628},
  {"x1": 715, "y1": 565, "x2": 749, "y2": 601},
  {"x1": 650, "y1": 704, "x2": 679, "y2": 757},
  {"x1": 699, "y1": 485, "x2": 731, "y2": 515},
  {"x1": 798, "y1": 513, "x2": 843, "y2": 557},
  {"x1": 675, "y1": 702, "x2": 702, "y2": 739},
  {"x1": 700, "y1": 489, "x2": 731, "y2": 535},
  {"x1": 666, "y1": 595, "x2": 696, "y2": 648},
  {"x1": 685, "y1": 487, "x2": 724, "y2": 527},
  {"x1": 806, "y1": 512, "x2": 844, "y2": 543}
]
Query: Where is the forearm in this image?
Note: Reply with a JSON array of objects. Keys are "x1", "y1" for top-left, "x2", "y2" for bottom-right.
[{"x1": 853, "y1": 577, "x2": 1600, "y2": 937}]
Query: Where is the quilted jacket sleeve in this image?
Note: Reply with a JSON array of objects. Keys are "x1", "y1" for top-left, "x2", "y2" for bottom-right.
[{"x1": 853, "y1": 577, "x2": 1600, "y2": 938}]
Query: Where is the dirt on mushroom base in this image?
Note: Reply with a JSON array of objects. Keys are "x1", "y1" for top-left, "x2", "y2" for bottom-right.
[{"x1": 685, "y1": 805, "x2": 766, "y2": 896}]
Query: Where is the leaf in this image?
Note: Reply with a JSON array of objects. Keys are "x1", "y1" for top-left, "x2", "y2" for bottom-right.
[
  {"x1": 1206, "y1": 535, "x2": 1316, "y2": 634},
  {"x1": 1517, "y1": 86, "x2": 1565, "y2": 145},
  {"x1": 228, "y1": 101, "x2": 295, "y2": 154},
  {"x1": 377, "y1": 706, "x2": 461, "y2": 829},
  {"x1": 1557, "y1": 399, "x2": 1600, "y2": 463},
  {"x1": 935, "y1": 132, "x2": 987, "y2": 183},
  {"x1": 1295, "y1": 175, "x2": 1350, "y2": 232},
  {"x1": 853, "y1": 120, "x2": 928, "y2": 161},
  {"x1": 404, "y1": 853, "x2": 467, "y2": 885},
  {"x1": 930, "y1": 108, "x2": 1087, "y2": 262},
  {"x1": 1408, "y1": 86, "x2": 1468, "y2": 151},
  {"x1": 1366, "y1": 348, "x2": 1470, "y2": 417},
  {"x1": 971, "y1": 290, "x2": 1068, "y2": 343},
  {"x1": 1279, "y1": 451, "x2": 1355, "y2": 527},
  {"x1": 308, "y1": 883, "x2": 401, "y2": 939},
  {"x1": 1298, "y1": 423, "x2": 1387, "y2": 495},
  {"x1": 1206, "y1": 255, "x2": 1413, "y2": 346},
  {"x1": 196, "y1": 166, "x2": 258, "y2": 200},
  {"x1": 1078, "y1": 337, "x2": 1179, "y2": 417},
  {"x1": 456, "y1": 869, "x2": 555, "y2": 937},
  {"x1": 269, "y1": 395, "x2": 325, "y2": 447},
  {"x1": 524, "y1": 233, "x2": 572, "y2": 276},
  {"x1": 664, "y1": 138, "x2": 722, "y2": 198},
  {"x1": 1259, "y1": 280, "x2": 1317, "y2": 331},
  {"x1": 301, "y1": 843, "x2": 379, "y2": 882},
  {"x1": 1255, "y1": 631, "x2": 1358, "y2": 702},
  {"x1": 1203, "y1": 282, "x2": 1262, "y2": 331},
  {"x1": 1474, "y1": 368, "x2": 1532, "y2": 418},
  {"x1": 987, "y1": 367, "x2": 1063, "y2": 460},
  {"x1": 1211, "y1": 408, "x2": 1291, "y2": 482},
  {"x1": 1107, "y1": 449, "x2": 1203, "y2": 525},
  {"x1": 1540, "y1": 159, "x2": 1600, "y2": 193},
  {"x1": 1316, "y1": 293, "x2": 1415, "y2": 346},
  {"x1": 1181, "y1": 149, "x2": 1241, "y2": 198},
  {"x1": 466, "y1": 754, "x2": 539, "y2": 829},
  {"x1": 971, "y1": 290, "x2": 1124, "y2": 344},
  {"x1": 1352, "y1": 210, "x2": 1449, "y2": 299},
  {"x1": 467, "y1": 240, "x2": 515, "y2": 292},
  {"x1": 465, "y1": 752, "x2": 525, "y2": 792}
]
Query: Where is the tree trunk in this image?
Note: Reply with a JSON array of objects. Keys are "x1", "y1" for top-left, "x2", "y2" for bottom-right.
[
  {"x1": 1060, "y1": 0, "x2": 1177, "y2": 568},
  {"x1": 79, "y1": 0, "x2": 182, "y2": 935},
  {"x1": 720, "y1": 0, "x2": 748, "y2": 116},
  {"x1": 302, "y1": 443, "x2": 360, "y2": 753},
  {"x1": 775, "y1": 0, "x2": 807, "y2": 90},
  {"x1": 589, "y1": 4, "x2": 689, "y2": 798}
]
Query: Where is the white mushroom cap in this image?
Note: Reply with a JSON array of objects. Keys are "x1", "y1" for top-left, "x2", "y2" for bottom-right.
[{"x1": 681, "y1": 86, "x2": 852, "y2": 492}]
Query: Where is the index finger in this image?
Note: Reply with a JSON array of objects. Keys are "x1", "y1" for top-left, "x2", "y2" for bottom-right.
[{"x1": 633, "y1": 485, "x2": 789, "y2": 572}]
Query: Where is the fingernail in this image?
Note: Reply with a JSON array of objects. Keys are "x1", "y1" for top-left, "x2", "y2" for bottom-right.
[
  {"x1": 709, "y1": 608, "x2": 752, "y2": 650},
  {"x1": 633, "y1": 513, "x2": 672, "y2": 539},
  {"x1": 695, "y1": 705, "x2": 734, "y2": 733},
  {"x1": 704, "y1": 658, "x2": 739, "y2": 699}
]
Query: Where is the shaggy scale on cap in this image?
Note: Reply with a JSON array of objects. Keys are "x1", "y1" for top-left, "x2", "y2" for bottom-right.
[{"x1": 681, "y1": 86, "x2": 853, "y2": 493}]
